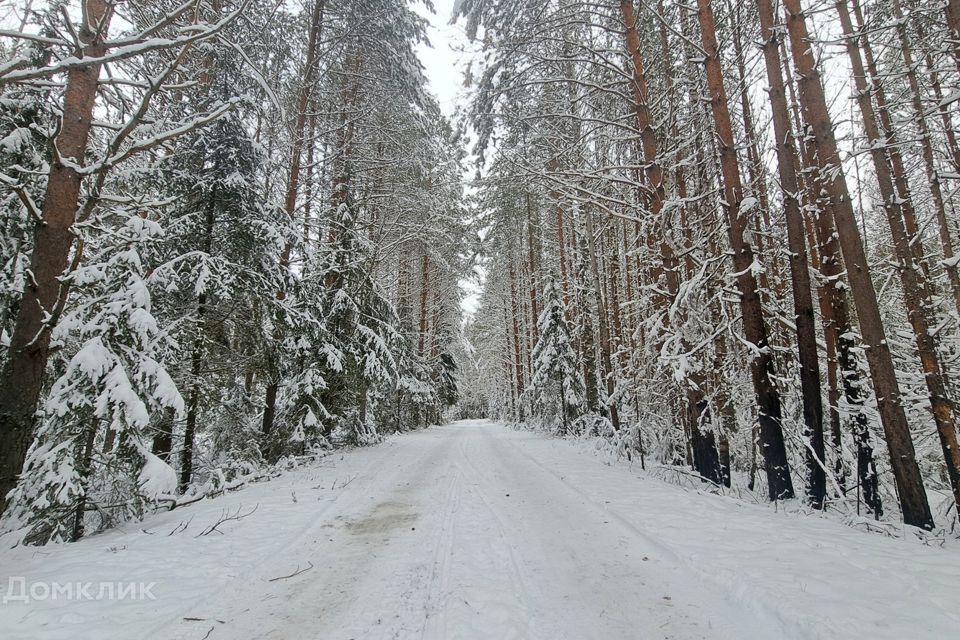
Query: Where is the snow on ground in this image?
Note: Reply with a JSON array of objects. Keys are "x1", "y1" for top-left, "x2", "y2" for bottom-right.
[{"x1": 1, "y1": 420, "x2": 958, "y2": 639}]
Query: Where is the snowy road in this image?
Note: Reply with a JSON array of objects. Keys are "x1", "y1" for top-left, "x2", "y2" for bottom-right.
[
  {"x1": 210, "y1": 420, "x2": 775, "y2": 640},
  {"x1": 3, "y1": 420, "x2": 959, "y2": 639}
]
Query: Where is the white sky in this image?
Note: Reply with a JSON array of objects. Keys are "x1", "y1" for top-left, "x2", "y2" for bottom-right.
[{"x1": 414, "y1": 0, "x2": 470, "y2": 119}]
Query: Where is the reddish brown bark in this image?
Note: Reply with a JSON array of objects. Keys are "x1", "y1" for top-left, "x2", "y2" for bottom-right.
[
  {"x1": 778, "y1": 33, "x2": 881, "y2": 510},
  {"x1": 782, "y1": 0, "x2": 932, "y2": 528},
  {"x1": 0, "y1": 0, "x2": 112, "y2": 515},
  {"x1": 697, "y1": 0, "x2": 794, "y2": 500},
  {"x1": 729, "y1": 5, "x2": 783, "y2": 300},
  {"x1": 837, "y1": 0, "x2": 960, "y2": 520},
  {"x1": 756, "y1": 0, "x2": 826, "y2": 506},
  {"x1": 892, "y1": 0, "x2": 960, "y2": 315},
  {"x1": 620, "y1": 0, "x2": 679, "y2": 301},
  {"x1": 509, "y1": 258, "x2": 526, "y2": 419}
]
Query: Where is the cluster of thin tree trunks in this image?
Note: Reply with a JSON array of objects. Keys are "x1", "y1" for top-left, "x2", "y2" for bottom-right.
[{"x1": 476, "y1": 0, "x2": 960, "y2": 531}]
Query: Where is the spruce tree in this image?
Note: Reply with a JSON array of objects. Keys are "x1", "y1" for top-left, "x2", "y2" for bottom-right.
[{"x1": 526, "y1": 274, "x2": 584, "y2": 434}]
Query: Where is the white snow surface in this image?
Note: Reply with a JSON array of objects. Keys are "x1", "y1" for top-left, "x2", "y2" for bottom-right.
[{"x1": 2, "y1": 420, "x2": 958, "y2": 639}]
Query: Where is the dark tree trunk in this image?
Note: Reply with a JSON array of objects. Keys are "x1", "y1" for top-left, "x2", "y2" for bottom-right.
[
  {"x1": 836, "y1": 0, "x2": 960, "y2": 521},
  {"x1": 509, "y1": 259, "x2": 526, "y2": 421},
  {"x1": 72, "y1": 417, "x2": 99, "y2": 542},
  {"x1": 151, "y1": 409, "x2": 174, "y2": 463},
  {"x1": 418, "y1": 253, "x2": 431, "y2": 357},
  {"x1": 779, "y1": 34, "x2": 879, "y2": 513},
  {"x1": 687, "y1": 393, "x2": 723, "y2": 485},
  {"x1": 179, "y1": 324, "x2": 204, "y2": 493},
  {"x1": 757, "y1": 0, "x2": 826, "y2": 508}
]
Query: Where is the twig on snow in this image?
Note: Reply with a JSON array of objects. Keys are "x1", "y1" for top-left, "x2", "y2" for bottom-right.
[
  {"x1": 268, "y1": 561, "x2": 314, "y2": 582},
  {"x1": 195, "y1": 504, "x2": 258, "y2": 537},
  {"x1": 168, "y1": 515, "x2": 193, "y2": 536}
]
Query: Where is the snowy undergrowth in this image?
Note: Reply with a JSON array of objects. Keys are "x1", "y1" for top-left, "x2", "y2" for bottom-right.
[
  {"x1": 512, "y1": 420, "x2": 960, "y2": 545},
  {"x1": 0, "y1": 436, "x2": 386, "y2": 640},
  {"x1": 0, "y1": 443, "x2": 336, "y2": 549}
]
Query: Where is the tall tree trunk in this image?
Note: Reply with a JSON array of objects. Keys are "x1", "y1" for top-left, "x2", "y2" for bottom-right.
[
  {"x1": 303, "y1": 107, "x2": 318, "y2": 248},
  {"x1": 502, "y1": 303, "x2": 517, "y2": 419},
  {"x1": 846, "y1": 0, "x2": 927, "y2": 276},
  {"x1": 526, "y1": 192, "x2": 541, "y2": 344},
  {"x1": 943, "y1": 0, "x2": 960, "y2": 73},
  {"x1": 552, "y1": 179, "x2": 572, "y2": 314},
  {"x1": 179, "y1": 324, "x2": 203, "y2": 493},
  {"x1": 757, "y1": 0, "x2": 826, "y2": 507},
  {"x1": 620, "y1": 0, "x2": 679, "y2": 302},
  {"x1": 780, "y1": 33, "x2": 879, "y2": 511},
  {"x1": 509, "y1": 258, "x2": 526, "y2": 421},
  {"x1": 782, "y1": 0, "x2": 932, "y2": 528},
  {"x1": 418, "y1": 252, "x2": 431, "y2": 357},
  {"x1": 625, "y1": 0, "x2": 710, "y2": 461},
  {"x1": 585, "y1": 210, "x2": 620, "y2": 431},
  {"x1": 0, "y1": 0, "x2": 112, "y2": 515},
  {"x1": 606, "y1": 229, "x2": 626, "y2": 371},
  {"x1": 261, "y1": 0, "x2": 326, "y2": 437},
  {"x1": 729, "y1": 3, "x2": 783, "y2": 300},
  {"x1": 574, "y1": 220, "x2": 600, "y2": 416},
  {"x1": 181, "y1": 185, "x2": 216, "y2": 487},
  {"x1": 922, "y1": 46, "x2": 960, "y2": 176},
  {"x1": 697, "y1": 0, "x2": 795, "y2": 500}
]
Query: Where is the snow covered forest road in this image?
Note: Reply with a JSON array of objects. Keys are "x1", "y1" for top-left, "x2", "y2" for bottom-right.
[{"x1": 3, "y1": 420, "x2": 959, "y2": 640}]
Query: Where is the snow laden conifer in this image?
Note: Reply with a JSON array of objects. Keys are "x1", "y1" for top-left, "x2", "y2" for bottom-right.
[
  {"x1": 525, "y1": 274, "x2": 584, "y2": 434},
  {"x1": 0, "y1": 40, "x2": 50, "y2": 344},
  {"x1": 2, "y1": 211, "x2": 183, "y2": 544},
  {"x1": 0, "y1": 0, "x2": 469, "y2": 545},
  {"x1": 291, "y1": 200, "x2": 399, "y2": 447},
  {"x1": 155, "y1": 103, "x2": 282, "y2": 489},
  {"x1": 264, "y1": 264, "x2": 336, "y2": 459}
]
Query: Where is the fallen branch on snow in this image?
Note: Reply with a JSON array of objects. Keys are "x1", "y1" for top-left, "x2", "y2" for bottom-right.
[
  {"x1": 268, "y1": 561, "x2": 314, "y2": 582},
  {"x1": 195, "y1": 504, "x2": 258, "y2": 537}
]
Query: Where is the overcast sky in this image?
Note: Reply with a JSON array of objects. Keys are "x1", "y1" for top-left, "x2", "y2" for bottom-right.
[{"x1": 414, "y1": 0, "x2": 471, "y2": 118}]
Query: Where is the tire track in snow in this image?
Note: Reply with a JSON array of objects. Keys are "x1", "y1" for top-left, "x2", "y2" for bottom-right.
[
  {"x1": 470, "y1": 423, "x2": 783, "y2": 639},
  {"x1": 418, "y1": 460, "x2": 462, "y2": 639},
  {"x1": 497, "y1": 427, "x2": 807, "y2": 638},
  {"x1": 444, "y1": 430, "x2": 549, "y2": 639}
]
